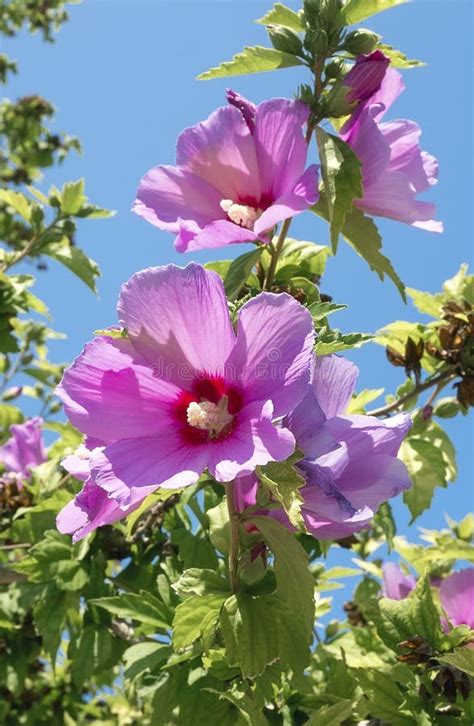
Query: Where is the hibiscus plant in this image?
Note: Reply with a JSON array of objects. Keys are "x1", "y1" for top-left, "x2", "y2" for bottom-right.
[{"x1": 0, "y1": 1, "x2": 473, "y2": 724}]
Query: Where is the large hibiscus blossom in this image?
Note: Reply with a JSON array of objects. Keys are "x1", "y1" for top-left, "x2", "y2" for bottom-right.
[
  {"x1": 235, "y1": 354, "x2": 412, "y2": 539},
  {"x1": 133, "y1": 95, "x2": 319, "y2": 252},
  {"x1": 56, "y1": 263, "x2": 314, "y2": 541}
]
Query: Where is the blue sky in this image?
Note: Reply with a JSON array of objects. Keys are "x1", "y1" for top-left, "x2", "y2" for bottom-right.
[{"x1": 2, "y1": 0, "x2": 473, "y2": 546}]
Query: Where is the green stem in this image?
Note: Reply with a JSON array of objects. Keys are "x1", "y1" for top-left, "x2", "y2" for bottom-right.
[
  {"x1": 367, "y1": 370, "x2": 456, "y2": 418},
  {"x1": 225, "y1": 482, "x2": 241, "y2": 593},
  {"x1": 263, "y1": 217, "x2": 292, "y2": 291}
]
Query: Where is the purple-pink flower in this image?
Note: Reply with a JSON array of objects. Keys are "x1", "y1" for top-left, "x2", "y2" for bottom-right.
[
  {"x1": 343, "y1": 50, "x2": 390, "y2": 104},
  {"x1": 381, "y1": 564, "x2": 474, "y2": 633},
  {"x1": 340, "y1": 66, "x2": 442, "y2": 233},
  {"x1": 235, "y1": 354, "x2": 412, "y2": 539},
  {"x1": 56, "y1": 263, "x2": 314, "y2": 541},
  {"x1": 381, "y1": 562, "x2": 416, "y2": 600},
  {"x1": 440, "y1": 568, "x2": 474, "y2": 631},
  {"x1": 0, "y1": 417, "x2": 46, "y2": 485},
  {"x1": 133, "y1": 95, "x2": 319, "y2": 252}
]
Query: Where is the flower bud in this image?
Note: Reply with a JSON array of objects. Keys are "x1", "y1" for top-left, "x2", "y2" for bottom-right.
[
  {"x1": 267, "y1": 25, "x2": 304, "y2": 57},
  {"x1": 344, "y1": 28, "x2": 381, "y2": 55},
  {"x1": 326, "y1": 51, "x2": 389, "y2": 117}
]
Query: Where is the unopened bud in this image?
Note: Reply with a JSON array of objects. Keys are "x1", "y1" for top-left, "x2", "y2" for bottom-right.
[
  {"x1": 268, "y1": 25, "x2": 304, "y2": 57},
  {"x1": 344, "y1": 28, "x2": 381, "y2": 55}
]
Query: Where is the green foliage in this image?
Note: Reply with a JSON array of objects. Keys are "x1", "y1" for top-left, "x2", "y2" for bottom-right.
[
  {"x1": 378, "y1": 43, "x2": 426, "y2": 68},
  {"x1": 197, "y1": 45, "x2": 304, "y2": 80},
  {"x1": 255, "y1": 3, "x2": 305, "y2": 31},
  {"x1": 316, "y1": 128, "x2": 363, "y2": 251},
  {"x1": 337, "y1": 0, "x2": 409, "y2": 26}
]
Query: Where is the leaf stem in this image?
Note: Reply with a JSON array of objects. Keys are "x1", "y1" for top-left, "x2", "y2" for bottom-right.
[
  {"x1": 367, "y1": 370, "x2": 456, "y2": 418},
  {"x1": 225, "y1": 482, "x2": 241, "y2": 593},
  {"x1": 263, "y1": 217, "x2": 292, "y2": 291}
]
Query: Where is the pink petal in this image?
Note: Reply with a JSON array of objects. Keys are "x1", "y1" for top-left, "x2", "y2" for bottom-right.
[
  {"x1": 208, "y1": 400, "x2": 296, "y2": 482},
  {"x1": 118, "y1": 264, "x2": 236, "y2": 384},
  {"x1": 253, "y1": 99, "x2": 310, "y2": 199},
  {"x1": 176, "y1": 106, "x2": 262, "y2": 202},
  {"x1": 190, "y1": 219, "x2": 259, "y2": 251},
  {"x1": 312, "y1": 355, "x2": 359, "y2": 418},
  {"x1": 133, "y1": 165, "x2": 223, "y2": 232},
  {"x1": 227, "y1": 292, "x2": 314, "y2": 417},
  {"x1": 254, "y1": 165, "x2": 319, "y2": 236},
  {"x1": 57, "y1": 336, "x2": 180, "y2": 444},
  {"x1": 381, "y1": 119, "x2": 439, "y2": 193},
  {"x1": 336, "y1": 453, "x2": 412, "y2": 510},
  {"x1": 440, "y1": 569, "x2": 474, "y2": 630}
]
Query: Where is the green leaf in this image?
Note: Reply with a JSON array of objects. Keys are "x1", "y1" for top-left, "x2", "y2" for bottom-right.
[
  {"x1": 123, "y1": 641, "x2": 172, "y2": 680},
  {"x1": 438, "y1": 648, "x2": 474, "y2": 678},
  {"x1": 0, "y1": 189, "x2": 32, "y2": 221},
  {"x1": 312, "y1": 199, "x2": 405, "y2": 299},
  {"x1": 221, "y1": 594, "x2": 279, "y2": 677},
  {"x1": 346, "y1": 388, "x2": 384, "y2": 414},
  {"x1": 366, "y1": 576, "x2": 443, "y2": 651},
  {"x1": 33, "y1": 583, "x2": 70, "y2": 660},
  {"x1": 378, "y1": 43, "x2": 426, "y2": 69},
  {"x1": 0, "y1": 403, "x2": 23, "y2": 436},
  {"x1": 316, "y1": 129, "x2": 363, "y2": 251},
  {"x1": 257, "y1": 459, "x2": 306, "y2": 530},
  {"x1": 60, "y1": 179, "x2": 86, "y2": 215},
  {"x1": 443, "y1": 263, "x2": 474, "y2": 304},
  {"x1": 401, "y1": 420, "x2": 457, "y2": 521},
  {"x1": 307, "y1": 699, "x2": 357, "y2": 726},
  {"x1": 352, "y1": 669, "x2": 414, "y2": 725},
  {"x1": 197, "y1": 45, "x2": 304, "y2": 80},
  {"x1": 173, "y1": 568, "x2": 230, "y2": 598},
  {"x1": 224, "y1": 248, "x2": 263, "y2": 300},
  {"x1": 338, "y1": 0, "x2": 409, "y2": 26},
  {"x1": 260, "y1": 238, "x2": 331, "y2": 281},
  {"x1": 315, "y1": 328, "x2": 373, "y2": 355},
  {"x1": 255, "y1": 3, "x2": 304, "y2": 31},
  {"x1": 90, "y1": 591, "x2": 172, "y2": 629},
  {"x1": 172, "y1": 593, "x2": 226, "y2": 650},
  {"x1": 251, "y1": 516, "x2": 314, "y2": 636},
  {"x1": 45, "y1": 239, "x2": 100, "y2": 292},
  {"x1": 308, "y1": 301, "x2": 347, "y2": 321},
  {"x1": 406, "y1": 287, "x2": 444, "y2": 317}
]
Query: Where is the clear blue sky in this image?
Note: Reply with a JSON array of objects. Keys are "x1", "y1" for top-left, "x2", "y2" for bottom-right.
[{"x1": 2, "y1": 0, "x2": 473, "y2": 548}]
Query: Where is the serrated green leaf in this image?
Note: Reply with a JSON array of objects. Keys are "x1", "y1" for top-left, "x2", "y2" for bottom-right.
[
  {"x1": 0, "y1": 189, "x2": 32, "y2": 221},
  {"x1": 173, "y1": 569, "x2": 230, "y2": 598},
  {"x1": 255, "y1": 3, "x2": 304, "y2": 31},
  {"x1": 352, "y1": 668, "x2": 413, "y2": 725},
  {"x1": 257, "y1": 459, "x2": 306, "y2": 530},
  {"x1": 224, "y1": 248, "x2": 263, "y2": 300},
  {"x1": 197, "y1": 45, "x2": 304, "y2": 80},
  {"x1": 316, "y1": 129, "x2": 363, "y2": 251},
  {"x1": 438, "y1": 648, "x2": 474, "y2": 678},
  {"x1": 45, "y1": 239, "x2": 100, "y2": 292},
  {"x1": 173, "y1": 593, "x2": 226, "y2": 650},
  {"x1": 308, "y1": 301, "x2": 347, "y2": 321},
  {"x1": 378, "y1": 43, "x2": 426, "y2": 68},
  {"x1": 347, "y1": 388, "x2": 384, "y2": 414},
  {"x1": 338, "y1": 0, "x2": 409, "y2": 26},
  {"x1": 443, "y1": 263, "x2": 474, "y2": 304},
  {"x1": 312, "y1": 199, "x2": 405, "y2": 299},
  {"x1": 123, "y1": 641, "x2": 172, "y2": 680},
  {"x1": 60, "y1": 179, "x2": 86, "y2": 215},
  {"x1": 315, "y1": 329, "x2": 373, "y2": 355},
  {"x1": 90, "y1": 591, "x2": 172, "y2": 629},
  {"x1": 307, "y1": 699, "x2": 357, "y2": 726},
  {"x1": 406, "y1": 287, "x2": 444, "y2": 317}
]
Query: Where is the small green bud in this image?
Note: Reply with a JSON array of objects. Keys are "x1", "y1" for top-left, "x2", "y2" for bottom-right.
[
  {"x1": 267, "y1": 25, "x2": 304, "y2": 57},
  {"x1": 344, "y1": 28, "x2": 381, "y2": 55},
  {"x1": 324, "y1": 58, "x2": 345, "y2": 79}
]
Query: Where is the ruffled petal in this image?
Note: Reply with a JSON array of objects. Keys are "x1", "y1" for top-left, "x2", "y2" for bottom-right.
[
  {"x1": 326, "y1": 413, "x2": 411, "y2": 459},
  {"x1": 312, "y1": 354, "x2": 359, "y2": 418},
  {"x1": 56, "y1": 479, "x2": 141, "y2": 543},
  {"x1": 254, "y1": 165, "x2": 319, "y2": 236},
  {"x1": 226, "y1": 292, "x2": 314, "y2": 417},
  {"x1": 208, "y1": 400, "x2": 295, "y2": 482},
  {"x1": 118, "y1": 264, "x2": 236, "y2": 384},
  {"x1": 176, "y1": 106, "x2": 262, "y2": 202},
  {"x1": 380, "y1": 119, "x2": 439, "y2": 193},
  {"x1": 56, "y1": 337, "x2": 179, "y2": 444},
  {"x1": 190, "y1": 219, "x2": 259, "y2": 251},
  {"x1": 381, "y1": 563, "x2": 416, "y2": 600},
  {"x1": 253, "y1": 99, "x2": 310, "y2": 198},
  {"x1": 440, "y1": 569, "x2": 474, "y2": 629},
  {"x1": 133, "y1": 165, "x2": 223, "y2": 232},
  {"x1": 91, "y1": 433, "x2": 207, "y2": 507},
  {"x1": 0, "y1": 417, "x2": 45, "y2": 476},
  {"x1": 356, "y1": 168, "x2": 443, "y2": 232},
  {"x1": 336, "y1": 452, "x2": 412, "y2": 510}
]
